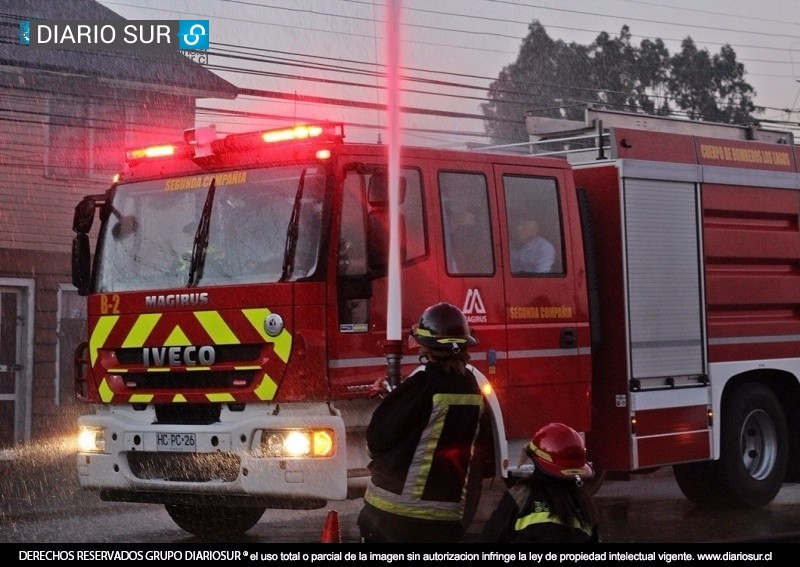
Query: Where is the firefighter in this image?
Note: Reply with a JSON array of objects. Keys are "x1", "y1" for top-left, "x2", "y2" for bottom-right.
[
  {"x1": 478, "y1": 422, "x2": 600, "y2": 543},
  {"x1": 357, "y1": 302, "x2": 489, "y2": 543}
]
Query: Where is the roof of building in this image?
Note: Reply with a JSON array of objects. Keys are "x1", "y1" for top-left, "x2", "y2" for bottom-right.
[{"x1": 0, "y1": 0, "x2": 238, "y2": 99}]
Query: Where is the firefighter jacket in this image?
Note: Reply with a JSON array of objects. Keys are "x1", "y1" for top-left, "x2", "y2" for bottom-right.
[
  {"x1": 478, "y1": 480, "x2": 599, "y2": 543},
  {"x1": 360, "y1": 361, "x2": 487, "y2": 538}
]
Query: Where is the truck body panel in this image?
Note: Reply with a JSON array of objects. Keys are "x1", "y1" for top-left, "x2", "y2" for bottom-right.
[{"x1": 575, "y1": 123, "x2": 800, "y2": 474}]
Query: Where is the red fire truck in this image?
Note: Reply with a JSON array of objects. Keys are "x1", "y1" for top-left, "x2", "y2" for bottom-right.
[{"x1": 72, "y1": 107, "x2": 800, "y2": 537}]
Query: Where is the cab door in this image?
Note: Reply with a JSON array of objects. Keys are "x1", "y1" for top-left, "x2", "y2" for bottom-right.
[
  {"x1": 328, "y1": 161, "x2": 439, "y2": 396},
  {"x1": 493, "y1": 164, "x2": 591, "y2": 439},
  {"x1": 431, "y1": 162, "x2": 508, "y2": 397}
]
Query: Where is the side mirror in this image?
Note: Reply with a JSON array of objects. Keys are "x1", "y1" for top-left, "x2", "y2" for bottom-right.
[
  {"x1": 72, "y1": 233, "x2": 91, "y2": 295},
  {"x1": 73, "y1": 198, "x2": 96, "y2": 234}
]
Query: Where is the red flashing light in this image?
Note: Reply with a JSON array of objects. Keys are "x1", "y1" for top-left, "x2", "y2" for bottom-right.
[
  {"x1": 126, "y1": 144, "x2": 176, "y2": 161},
  {"x1": 262, "y1": 124, "x2": 325, "y2": 144},
  {"x1": 125, "y1": 123, "x2": 343, "y2": 165}
]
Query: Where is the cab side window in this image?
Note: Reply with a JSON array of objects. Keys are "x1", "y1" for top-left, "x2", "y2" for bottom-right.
[
  {"x1": 503, "y1": 175, "x2": 564, "y2": 275},
  {"x1": 338, "y1": 171, "x2": 370, "y2": 328},
  {"x1": 400, "y1": 170, "x2": 426, "y2": 263},
  {"x1": 439, "y1": 172, "x2": 493, "y2": 276},
  {"x1": 337, "y1": 168, "x2": 426, "y2": 329}
]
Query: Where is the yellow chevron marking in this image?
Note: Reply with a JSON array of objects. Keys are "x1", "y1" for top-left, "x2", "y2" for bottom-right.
[
  {"x1": 254, "y1": 372, "x2": 278, "y2": 400},
  {"x1": 90, "y1": 316, "x2": 119, "y2": 366},
  {"x1": 173, "y1": 394, "x2": 187, "y2": 402},
  {"x1": 130, "y1": 394, "x2": 153, "y2": 403},
  {"x1": 122, "y1": 314, "x2": 161, "y2": 347},
  {"x1": 242, "y1": 308, "x2": 292, "y2": 363},
  {"x1": 98, "y1": 377, "x2": 114, "y2": 403},
  {"x1": 164, "y1": 326, "x2": 191, "y2": 347},
  {"x1": 195, "y1": 311, "x2": 239, "y2": 344},
  {"x1": 206, "y1": 392, "x2": 235, "y2": 402}
]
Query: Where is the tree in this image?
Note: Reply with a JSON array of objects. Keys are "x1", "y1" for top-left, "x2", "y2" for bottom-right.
[
  {"x1": 668, "y1": 38, "x2": 755, "y2": 123},
  {"x1": 481, "y1": 21, "x2": 593, "y2": 144},
  {"x1": 636, "y1": 38, "x2": 672, "y2": 115},
  {"x1": 590, "y1": 27, "x2": 638, "y2": 110},
  {"x1": 483, "y1": 22, "x2": 757, "y2": 144}
]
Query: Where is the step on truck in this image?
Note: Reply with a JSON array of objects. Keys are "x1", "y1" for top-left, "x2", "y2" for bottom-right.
[{"x1": 71, "y1": 108, "x2": 800, "y2": 537}]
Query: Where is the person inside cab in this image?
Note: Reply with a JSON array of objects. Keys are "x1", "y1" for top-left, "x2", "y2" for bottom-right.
[
  {"x1": 358, "y1": 302, "x2": 490, "y2": 543},
  {"x1": 510, "y1": 218, "x2": 556, "y2": 273},
  {"x1": 478, "y1": 422, "x2": 600, "y2": 543}
]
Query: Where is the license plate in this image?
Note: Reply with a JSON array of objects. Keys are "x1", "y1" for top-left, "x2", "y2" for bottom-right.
[{"x1": 156, "y1": 433, "x2": 196, "y2": 452}]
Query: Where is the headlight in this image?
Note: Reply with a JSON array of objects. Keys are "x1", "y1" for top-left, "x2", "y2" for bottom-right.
[
  {"x1": 77, "y1": 427, "x2": 106, "y2": 453},
  {"x1": 261, "y1": 429, "x2": 334, "y2": 458}
]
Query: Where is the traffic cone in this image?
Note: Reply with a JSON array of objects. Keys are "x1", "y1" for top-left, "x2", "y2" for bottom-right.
[{"x1": 320, "y1": 509, "x2": 341, "y2": 543}]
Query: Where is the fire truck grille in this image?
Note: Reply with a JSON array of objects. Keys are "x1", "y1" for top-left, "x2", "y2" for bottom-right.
[
  {"x1": 120, "y1": 371, "x2": 255, "y2": 390},
  {"x1": 116, "y1": 344, "x2": 263, "y2": 365},
  {"x1": 127, "y1": 452, "x2": 240, "y2": 482}
]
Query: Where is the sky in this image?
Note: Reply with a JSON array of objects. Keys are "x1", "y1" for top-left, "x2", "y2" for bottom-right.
[{"x1": 95, "y1": 0, "x2": 800, "y2": 147}]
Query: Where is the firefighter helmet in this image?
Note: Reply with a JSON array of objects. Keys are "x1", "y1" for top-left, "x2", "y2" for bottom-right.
[
  {"x1": 525, "y1": 422, "x2": 594, "y2": 479},
  {"x1": 411, "y1": 302, "x2": 478, "y2": 352}
]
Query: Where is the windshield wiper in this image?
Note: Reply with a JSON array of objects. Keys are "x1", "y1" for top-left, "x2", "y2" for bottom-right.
[
  {"x1": 188, "y1": 178, "x2": 216, "y2": 287},
  {"x1": 280, "y1": 169, "x2": 307, "y2": 282}
]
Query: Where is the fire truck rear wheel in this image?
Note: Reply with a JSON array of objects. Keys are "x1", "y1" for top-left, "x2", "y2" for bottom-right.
[
  {"x1": 164, "y1": 503, "x2": 267, "y2": 537},
  {"x1": 674, "y1": 382, "x2": 787, "y2": 508}
]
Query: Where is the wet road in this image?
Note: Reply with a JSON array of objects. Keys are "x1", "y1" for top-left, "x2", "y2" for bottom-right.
[
  {"x1": 3, "y1": 444, "x2": 800, "y2": 544},
  {"x1": 587, "y1": 470, "x2": 800, "y2": 543}
]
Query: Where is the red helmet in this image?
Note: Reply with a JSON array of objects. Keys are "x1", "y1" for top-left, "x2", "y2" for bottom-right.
[
  {"x1": 525, "y1": 422, "x2": 594, "y2": 479},
  {"x1": 411, "y1": 302, "x2": 478, "y2": 352}
]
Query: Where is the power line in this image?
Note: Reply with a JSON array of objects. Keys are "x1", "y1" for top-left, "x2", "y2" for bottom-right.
[
  {"x1": 99, "y1": 0, "x2": 800, "y2": 60},
  {"x1": 6, "y1": 1, "x2": 799, "y2": 146}
]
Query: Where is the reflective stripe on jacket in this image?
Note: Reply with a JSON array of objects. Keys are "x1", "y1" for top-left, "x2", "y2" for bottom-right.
[
  {"x1": 515, "y1": 507, "x2": 594, "y2": 537},
  {"x1": 364, "y1": 364, "x2": 485, "y2": 522}
]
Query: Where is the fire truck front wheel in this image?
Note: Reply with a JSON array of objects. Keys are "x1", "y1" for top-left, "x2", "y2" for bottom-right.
[
  {"x1": 674, "y1": 382, "x2": 788, "y2": 508},
  {"x1": 165, "y1": 503, "x2": 267, "y2": 538}
]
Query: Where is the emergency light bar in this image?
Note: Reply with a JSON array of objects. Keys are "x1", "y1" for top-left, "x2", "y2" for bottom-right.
[
  {"x1": 124, "y1": 122, "x2": 345, "y2": 165},
  {"x1": 126, "y1": 144, "x2": 176, "y2": 161},
  {"x1": 125, "y1": 140, "x2": 194, "y2": 165},
  {"x1": 212, "y1": 121, "x2": 344, "y2": 154},
  {"x1": 262, "y1": 124, "x2": 323, "y2": 143},
  {"x1": 260, "y1": 123, "x2": 343, "y2": 144}
]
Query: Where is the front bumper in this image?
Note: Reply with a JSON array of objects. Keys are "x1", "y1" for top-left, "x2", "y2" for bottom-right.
[{"x1": 76, "y1": 403, "x2": 348, "y2": 505}]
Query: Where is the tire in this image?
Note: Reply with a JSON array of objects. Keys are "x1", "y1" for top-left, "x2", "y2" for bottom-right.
[
  {"x1": 675, "y1": 383, "x2": 787, "y2": 508},
  {"x1": 674, "y1": 459, "x2": 725, "y2": 506},
  {"x1": 165, "y1": 503, "x2": 266, "y2": 538}
]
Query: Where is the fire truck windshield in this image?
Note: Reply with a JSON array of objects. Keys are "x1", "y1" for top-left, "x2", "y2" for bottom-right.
[{"x1": 94, "y1": 165, "x2": 327, "y2": 292}]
